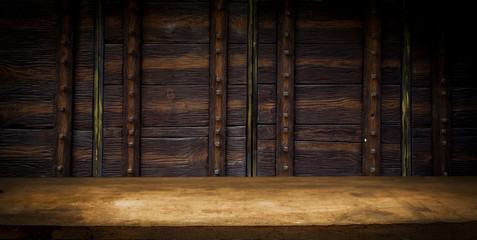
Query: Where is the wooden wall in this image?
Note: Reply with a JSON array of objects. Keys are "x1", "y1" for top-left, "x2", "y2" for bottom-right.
[{"x1": 0, "y1": 0, "x2": 476, "y2": 177}]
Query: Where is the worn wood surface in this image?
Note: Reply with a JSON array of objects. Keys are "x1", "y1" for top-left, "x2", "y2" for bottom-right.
[
  {"x1": 1, "y1": 177, "x2": 476, "y2": 240},
  {"x1": 401, "y1": 0, "x2": 412, "y2": 176}
]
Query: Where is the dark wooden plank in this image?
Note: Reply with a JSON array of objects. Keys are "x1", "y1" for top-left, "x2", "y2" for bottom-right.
[
  {"x1": 209, "y1": 0, "x2": 228, "y2": 176},
  {"x1": 141, "y1": 127, "x2": 208, "y2": 138},
  {"x1": 227, "y1": 126, "x2": 246, "y2": 137},
  {"x1": 450, "y1": 129, "x2": 477, "y2": 175},
  {"x1": 226, "y1": 137, "x2": 246, "y2": 176},
  {"x1": 381, "y1": 0, "x2": 402, "y2": 44},
  {"x1": 141, "y1": 137, "x2": 208, "y2": 177},
  {"x1": 362, "y1": 0, "x2": 381, "y2": 176},
  {"x1": 296, "y1": 0, "x2": 363, "y2": 44},
  {"x1": 258, "y1": 84, "x2": 276, "y2": 124},
  {"x1": 411, "y1": 43, "x2": 432, "y2": 87},
  {"x1": 0, "y1": 129, "x2": 54, "y2": 177},
  {"x1": 381, "y1": 143, "x2": 401, "y2": 176},
  {"x1": 258, "y1": 44, "x2": 276, "y2": 84},
  {"x1": 295, "y1": 85, "x2": 362, "y2": 125},
  {"x1": 55, "y1": 0, "x2": 74, "y2": 177},
  {"x1": 257, "y1": 140, "x2": 275, "y2": 176},
  {"x1": 450, "y1": 87, "x2": 477, "y2": 128},
  {"x1": 295, "y1": 141, "x2": 362, "y2": 176},
  {"x1": 104, "y1": 85, "x2": 122, "y2": 129},
  {"x1": 295, "y1": 44, "x2": 362, "y2": 84},
  {"x1": 226, "y1": 84, "x2": 247, "y2": 126},
  {"x1": 381, "y1": 44, "x2": 401, "y2": 85},
  {"x1": 141, "y1": 85, "x2": 209, "y2": 127},
  {"x1": 72, "y1": 130, "x2": 92, "y2": 177},
  {"x1": 228, "y1": 44, "x2": 247, "y2": 85},
  {"x1": 412, "y1": 87, "x2": 431, "y2": 128},
  {"x1": 258, "y1": 1, "x2": 277, "y2": 44},
  {"x1": 104, "y1": 44, "x2": 123, "y2": 85},
  {"x1": 105, "y1": 0, "x2": 123, "y2": 44},
  {"x1": 381, "y1": 124, "x2": 400, "y2": 144},
  {"x1": 0, "y1": 102, "x2": 54, "y2": 129},
  {"x1": 412, "y1": 136, "x2": 432, "y2": 176},
  {"x1": 276, "y1": 0, "x2": 294, "y2": 176},
  {"x1": 295, "y1": 125, "x2": 362, "y2": 142},
  {"x1": 142, "y1": 44, "x2": 209, "y2": 85},
  {"x1": 143, "y1": 2, "x2": 209, "y2": 44},
  {"x1": 228, "y1": 2, "x2": 247, "y2": 44},
  {"x1": 102, "y1": 137, "x2": 122, "y2": 177},
  {"x1": 381, "y1": 85, "x2": 401, "y2": 124}
]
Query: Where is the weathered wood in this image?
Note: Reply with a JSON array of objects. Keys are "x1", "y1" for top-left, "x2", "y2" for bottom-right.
[
  {"x1": 105, "y1": 0, "x2": 123, "y2": 44},
  {"x1": 141, "y1": 138, "x2": 208, "y2": 177},
  {"x1": 228, "y1": 44, "x2": 247, "y2": 84},
  {"x1": 275, "y1": 0, "x2": 294, "y2": 176},
  {"x1": 141, "y1": 127, "x2": 208, "y2": 138},
  {"x1": 122, "y1": 0, "x2": 141, "y2": 177},
  {"x1": 228, "y1": 2, "x2": 247, "y2": 44},
  {"x1": 258, "y1": 1, "x2": 277, "y2": 44},
  {"x1": 362, "y1": 0, "x2": 381, "y2": 176},
  {"x1": 93, "y1": 0, "x2": 104, "y2": 177},
  {"x1": 54, "y1": 0, "x2": 74, "y2": 177},
  {"x1": 209, "y1": 0, "x2": 228, "y2": 177},
  {"x1": 104, "y1": 44, "x2": 123, "y2": 85},
  {"x1": 258, "y1": 44, "x2": 276, "y2": 84},
  {"x1": 295, "y1": 141, "x2": 362, "y2": 176},
  {"x1": 401, "y1": 0, "x2": 412, "y2": 176},
  {"x1": 72, "y1": 130, "x2": 92, "y2": 177},
  {"x1": 258, "y1": 84, "x2": 276, "y2": 124},
  {"x1": 381, "y1": 143, "x2": 401, "y2": 176},
  {"x1": 295, "y1": 85, "x2": 362, "y2": 125},
  {"x1": 295, "y1": 125, "x2": 362, "y2": 142},
  {"x1": 142, "y1": 2, "x2": 209, "y2": 44},
  {"x1": 226, "y1": 137, "x2": 246, "y2": 176},
  {"x1": 257, "y1": 140, "x2": 275, "y2": 176},
  {"x1": 102, "y1": 137, "x2": 122, "y2": 177},
  {"x1": 381, "y1": 44, "x2": 401, "y2": 85}
]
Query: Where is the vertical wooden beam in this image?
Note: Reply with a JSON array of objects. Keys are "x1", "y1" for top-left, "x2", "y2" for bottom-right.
[
  {"x1": 362, "y1": 0, "x2": 382, "y2": 176},
  {"x1": 93, "y1": 0, "x2": 104, "y2": 177},
  {"x1": 276, "y1": 0, "x2": 295, "y2": 176},
  {"x1": 209, "y1": 0, "x2": 228, "y2": 176},
  {"x1": 122, "y1": 0, "x2": 141, "y2": 177},
  {"x1": 55, "y1": 0, "x2": 74, "y2": 177},
  {"x1": 401, "y1": 0, "x2": 412, "y2": 176},
  {"x1": 246, "y1": 0, "x2": 258, "y2": 177},
  {"x1": 432, "y1": 5, "x2": 450, "y2": 176}
]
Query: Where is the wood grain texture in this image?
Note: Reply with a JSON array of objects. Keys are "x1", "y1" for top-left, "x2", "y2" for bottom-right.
[
  {"x1": 295, "y1": 125, "x2": 362, "y2": 142},
  {"x1": 258, "y1": 44, "x2": 276, "y2": 84},
  {"x1": 226, "y1": 84, "x2": 247, "y2": 126},
  {"x1": 295, "y1": 85, "x2": 362, "y2": 125},
  {"x1": 228, "y1": 2, "x2": 247, "y2": 44},
  {"x1": 295, "y1": 141, "x2": 362, "y2": 176},
  {"x1": 104, "y1": 44, "x2": 123, "y2": 85},
  {"x1": 141, "y1": 127, "x2": 208, "y2": 138},
  {"x1": 381, "y1": 85, "x2": 401, "y2": 123},
  {"x1": 296, "y1": 0, "x2": 363, "y2": 44},
  {"x1": 71, "y1": 130, "x2": 92, "y2": 177},
  {"x1": 141, "y1": 85, "x2": 209, "y2": 127},
  {"x1": 381, "y1": 143, "x2": 401, "y2": 176},
  {"x1": 258, "y1": 1, "x2": 277, "y2": 44},
  {"x1": 142, "y1": 44, "x2": 209, "y2": 85},
  {"x1": 258, "y1": 84, "x2": 276, "y2": 124},
  {"x1": 105, "y1": 0, "x2": 123, "y2": 44},
  {"x1": 142, "y1": 2, "x2": 209, "y2": 44},
  {"x1": 228, "y1": 44, "x2": 247, "y2": 84},
  {"x1": 226, "y1": 137, "x2": 246, "y2": 176},
  {"x1": 295, "y1": 44, "x2": 362, "y2": 84},
  {"x1": 102, "y1": 137, "x2": 122, "y2": 177},
  {"x1": 257, "y1": 140, "x2": 275, "y2": 176},
  {"x1": 141, "y1": 137, "x2": 208, "y2": 177},
  {"x1": 381, "y1": 44, "x2": 401, "y2": 85}
]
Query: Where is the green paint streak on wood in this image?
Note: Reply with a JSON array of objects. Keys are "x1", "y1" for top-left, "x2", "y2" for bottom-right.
[
  {"x1": 401, "y1": 0, "x2": 412, "y2": 176},
  {"x1": 93, "y1": 0, "x2": 104, "y2": 177},
  {"x1": 247, "y1": 0, "x2": 258, "y2": 177}
]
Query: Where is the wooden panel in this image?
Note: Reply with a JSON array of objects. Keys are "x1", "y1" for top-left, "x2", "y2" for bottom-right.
[
  {"x1": 0, "y1": 129, "x2": 54, "y2": 177},
  {"x1": 295, "y1": 125, "x2": 362, "y2": 142},
  {"x1": 258, "y1": 84, "x2": 276, "y2": 124},
  {"x1": 412, "y1": 136, "x2": 432, "y2": 176},
  {"x1": 105, "y1": 0, "x2": 123, "y2": 44},
  {"x1": 226, "y1": 137, "x2": 246, "y2": 176},
  {"x1": 381, "y1": 44, "x2": 401, "y2": 85},
  {"x1": 296, "y1": 0, "x2": 363, "y2": 44},
  {"x1": 258, "y1": 125, "x2": 275, "y2": 140},
  {"x1": 104, "y1": 44, "x2": 123, "y2": 85},
  {"x1": 258, "y1": 44, "x2": 276, "y2": 84},
  {"x1": 72, "y1": 130, "x2": 92, "y2": 177},
  {"x1": 257, "y1": 140, "x2": 275, "y2": 176},
  {"x1": 104, "y1": 85, "x2": 122, "y2": 129},
  {"x1": 141, "y1": 127, "x2": 208, "y2": 138},
  {"x1": 143, "y1": 2, "x2": 209, "y2": 44},
  {"x1": 295, "y1": 141, "x2": 362, "y2": 176},
  {"x1": 102, "y1": 137, "x2": 122, "y2": 177},
  {"x1": 381, "y1": 85, "x2": 400, "y2": 123},
  {"x1": 295, "y1": 85, "x2": 362, "y2": 125},
  {"x1": 141, "y1": 138, "x2": 208, "y2": 177},
  {"x1": 258, "y1": 1, "x2": 277, "y2": 44},
  {"x1": 276, "y1": 0, "x2": 294, "y2": 176},
  {"x1": 227, "y1": 84, "x2": 247, "y2": 126},
  {"x1": 412, "y1": 87, "x2": 431, "y2": 127},
  {"x1": 381, "y1": 143, "x2": 401, "y2": 176},
  {"x1": 451, "y1": 87, "x2": 477, "y2": 128},
  {"x1": 141, "y1": 85, "x2": 209, "y2": 127},
  {"x1": 228, "y1": 44, "x2": 247, "y2": 85},
  {"x1": 228, "y1": 2, "x2": 247, "y2": 44},
  {"x1": 142, "y1": 44, "x2": 209, "y2": 85},
  {"x1": 295, "y1": 44, "x2": 362, "y2": 84},
  {"x1": 381, "y1": 124, "x2": 400, "y2": 144},
  {"x1": 450, "y1": 129, "x2": 477, "y2": 175}
]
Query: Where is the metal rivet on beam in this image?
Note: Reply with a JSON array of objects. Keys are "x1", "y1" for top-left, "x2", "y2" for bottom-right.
[
  {"x1": 59, "y1": 106, "x2": 65, "y2": 112},
  {"x1": 284, "y1": 127, "x2": 288, "y2": 133},
  {"x1": 285, "y1": 10, "x2": 290, "y2": 16},
  {"x1": 127, "y1": 168, "x2": 133, "y2": 174},
  {"x1": 61, "y1": 59, "x2": 67, "y2": 64},
  {"x1": 60, "y1": 86, "x2": 66, "y2": 91},
  {"x1": 441, "y1": 117, "x2": 447, "y2": 123},
  {"x1": 441, "y1": 91, "x2": 447, "y2": 96},
  {"x1": 128, "y1": 142, "x2": 133, "y2": 147},
  {"x1": 128, "y1": 49, "x2": 134, "y2": 55},
  {"x1": 371, "y1": 73, "x2": 376, "y2": 79},
  {"x1": 441, "y1": 78, "x2": 446, "y2": 84},
  {"x1": 217, "y1": 4, "x2": 221, "y2": 10},
  {"x1": 284, "y1": 50, "x2": 289, "y2": 55},
  {"x1": 216, "y1": 77, "x2": 221, "y2": 82},
  {"x1": 129, "y1": 130, "x2": 134, "y2": 135},
  {"x1": 215, "y1": 142, "x2": 220, "y2": 147},
  {"x1": 128, "y1": 75, "x2": 134, "y2": 81},
  {"x1": 370, "y1": 130, "x2": 376, "y2": 136},
  {"x1": 283, "y1": 146, "x2": 289, "y2": 152},
  {"x1": 283, "y1": 32, "x2": 289, "y2": 37},
  {"x1": 371, "y1": 92, "x2": 377, "y2": 97},
  {"x1": 216, "y1": 48, "x2": 222, "y2": 54},
  {"x1": 214, "y1": 169, "x2": 220, "y2": 175},
  {"x1": 284, "y1": 72, "x2": 290, "y2": 78},
  {"x1": 371, "y1": 148, "x2": 376, "y2": 154},
  {"x1": 216, "y1": 116, "x2": 221, "y2": 121},
  {"x1": 441, "y1": 129, "x2": 447, "y2": 134},
  {"x1": 442, "y1": 140, "x2": 447, "y2": 146},
  {"x1": 283, "y1": 165, "x2": 289, "y2": 171},
  {"x1": 215, "y1": 129, "x2": 220, "y2": 135},
  {"x1": 283, "y1": 91, "x2": 289, "y2": 97},
  {"x1": 216, "y1": 90, "x2": 221, "y2": 95},
  {"x1": 59, "y1": 134, "x2": 65, "y2": 140},
  {"x1": 57, "y1": 165, "x2": 64, "y2": 171},
  {"x1": 371, "y1": 50, "x2": 376, "y2": 55},
  {"x1": 128, "y1": 91, "x2": 134, "y2": 96},
  {"x1": 129, "y1": 117, "x2": 134, "y2": 122},
  {"x1": 370, "y1": 167, "x2": 376, "y2": 173},
  {"x1": 283, "y1": 113, "x2": 288, "y2": 118},
  {"x1": 216, "y1": 33, "x2": 222, "y2": 39}
]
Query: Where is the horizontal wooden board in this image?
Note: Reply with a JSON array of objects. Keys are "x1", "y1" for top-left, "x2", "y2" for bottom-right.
[
  {"x1": 104, "y1": 44, "x2": 123, "y2": 85},
  {"x1": 451, "y1": 87, "x2": 477, "y2": 128},
  {"x1": 411, "y1": 87, "x2": 431, "y2": 128},
  {"x1": 411, "y1": 136, "x2": 432, "y2": 176},
  {"x1": 141, "y1": 137, "x2": 208, "y2": 177},
  {"x1": 381, "y1": 85, "x2": 400, "y2": 124},
  {"x1": 257, "y1": 140, "x2": 275, "y2": 176},
  {"x1": 258, "y1": 44, "x2": 276, "y2": 84},
  {"x1": 141, "y1": 85, "x2": 209, "y2": 127},
  {"x1": 143, "y1": 2, "x2": 209, "y2": 43},
  {"x1": 381, "y1": 44, "x2": 401, "y2": 85},
  {"x1": 142, "y1": 44, "x2": 209, "y2": 85},
  {"x1": 411, "y1": 43, "x2": 432, "y2": 87},
  {"x1": 226, "y1": 137, "x2": 246, "y2": 176},
  {"x1": 228, "y1": 44, "x2": 247, "y2": 85},
  {"x1": 451, "y1": 131, "x2": 477, "y2": 176},
  {"x1": 105, "y1": 0, "x2": 123, "y2": 44},
  {"x1": 258, "y1": 1, "x2": 277, "y2": 44},
  {"x1": 381, "y1": 143, "x2": 401, "y2": 176},
  {"x1": 381, "y1": 0, "x2": 402, "y2": 44},
  {"x1": 227, "y1": 84, "x2": 247, "y2": 126},
  {"x1": 0, "y1": 102, "x2": 53, "y2": 129},
  {"x1": 294, "y1": 141, "x2": 362, "y2": 176},
  {"x1": 295, "y1": 44, "x2": 362, "y2": 84},
  {"x1": 228, "y1": 2, "x2": 247, "y2": 44},
  {"x1": 102, "y1": 137, "x2": 122, "y2": 177},
  {"x1": 295, "y1": 85, "x2": 362, "y2": 125},
  {"x1": 258, "y1": 125, "x2": 275, "y2": 140},
  {"x1": 296, "y1": 1, "x2": 363, "y2": 44},
  {"x1": 141, "y1": 127, "x2": 208, "y2": 138},
  {"x1": 295, "y1": 125, "x2": 362, "y2": 142},
  {"x1": 258, "y1": 84, "x2": 276, "y2": 124},
  {"x1": 72, "y1": 130, "x2": 92, "y2": 177},
  {"x1": 104, "y1": 85, "x2": 123, "y2": 129},
  {"x1": 381, "y1": 124, "x2": 400, "y2": 144},
  {"x1": 227, "y1": 126, "x2": 246, "y2": 138}
]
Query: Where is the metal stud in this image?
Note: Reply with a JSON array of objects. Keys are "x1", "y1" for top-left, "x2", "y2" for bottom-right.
[
  {"x1": 370, "y1": 130, "x2": 376, "y2": 136},
  {"x1": 128, "y1": 91, "x2": 134, "y2": 96},
  {"x1": 371, "y1": 92, "x2": 377, "y2": 97},
  {"x1": 216, "y1": 116, "x2": 221, "y2": 121},
  {"x1": 215, "y1": 142, "x2": 220, "y2": 147},
  {"x1": 441, "y1": 91, "x2": 446, "y2": 96},
  {"x1": 283, "y1": 165, "x2": 289, "y2": 171},
  {"x1": 214, "y1": 169, "x2": 220, "y2": 175},
  {"x1": 216, "y1": 90, "x2": 221, "y2": 95},
  {"x1": 57, "y1": 165, "x2": 64, "y2": 171},
  {"x1": 283, "y1": 91, "x2": 289, "y2": 97},
  {"x1": 441, "y1": 78, "x2": 446, "y2": 84},
  {"x1": 129, "y1": 117, "x2": 134, "y2": 122},
  {"x1": 284, "y1": 50, "x2": 289, "y2": 55},
  {"x1": 283, "y1": 146, "x2": 289, "y2": 152},
  {"x1": 217, "y1": 4, "x2": 221, "y2": 10},
  {"x1": 442, "y1": 140, "x2": 447, "y2": 146},
  {"x1": 371, "y1": 50, "x2": 376, "y2": 55},
  {"x1": 128, "y1": 49, "x2": 134, "y2": 55},
  {"x1": 371, "y1": 148, "x2": 376, "y2": 154},
  {"x1": 59, "y1": 134, "x2": 65, "y2": 140},
  {"x1": 284, "y1": 72, "x2": 290, "y2": 78},
  {"x1": 216, "y1": 77, "x2": 221, "y2": 82},
  {"x1": 441, "y1": 129, "x2": 447, "y2": 134},
  {"x1": 216, "y1": 48, "x2": 222, "y2": 54},
  {"x1": 129, "y1": 130, "x2": 134, "y2": 135},
  {"x1": 59, "y1": 106, "x2": 65, "y2": 112},
  {"x1": 283, "y1": 32, "x2": 289, "y2": 37},
  {"x1": 127, "y1": 168, "x2": 133, "y2": 174},
  {"x1": 371, "y1": 73, "x2": 376, "y2": 79},
  {"x1": 216, "y1": 33, "x2": 222, "y2": 39},
  {"x1": 284, "y1": 127, "x2": 288, "y2": 133},
  {"x1": 215, "y1": 129, "x2": 220, "y2": 135},
  {"x1": 285, "y1": 10, "x2": 290, "y2": 16},
  {"x1": 128, "y1": 75, "x2": 134, "y2": 80},
  {"x1": 128, "y1": 142, "x2": 133, "y2": 147},
  {"x1": 441, "y1": 117, "x2": 447, "y2": 123},
  {"x1": 370, "y1": 167, "x2": 376, "y2": 173},
  {"x1": 283, "y1": 113, "x2": 288, "y2": 118}
]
